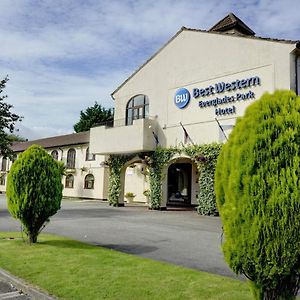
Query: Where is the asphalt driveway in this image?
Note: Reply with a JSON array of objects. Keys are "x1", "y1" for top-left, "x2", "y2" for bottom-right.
[{"x1": 0, "y1": 195, "x2": 236, "y2": 278}]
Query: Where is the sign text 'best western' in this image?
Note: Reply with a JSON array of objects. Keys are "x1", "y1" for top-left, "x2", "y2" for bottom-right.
[{"x1": 174, "y1": 75, "x2": 261, "y2": 116}]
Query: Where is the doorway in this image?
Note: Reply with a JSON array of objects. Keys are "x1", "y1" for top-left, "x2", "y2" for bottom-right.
[{"x1": 167, "y1": 163, "x2": 192, "y2": 206}]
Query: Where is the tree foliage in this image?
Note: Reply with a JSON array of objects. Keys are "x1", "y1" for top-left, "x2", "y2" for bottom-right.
[
  {"x1": 73, "y1": 102, "x2": 113, "y2": 133},
  {"x1": 7, "y1": 145, "x2": 63, "y2": 243},
  {"x1": 215, "y1": 90, "x2": 300, "y2": 299},
  {"x1": 0, "y1": 76, "x2": 21, "y2": 158},
  {"x1": 7, "y1": 134, "x2": 26, "y2": 142}
]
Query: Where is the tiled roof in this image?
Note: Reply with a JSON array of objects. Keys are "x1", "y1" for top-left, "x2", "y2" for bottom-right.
[
  {"x1": 209, "y1": 13, "x2": 255, "y2": 36},
  {"x1": 12, "y1": 131, "x2": 90, "y2": 152},
  {"x1": 184, "y1": 27, "x2": 299, "y2": 44}
]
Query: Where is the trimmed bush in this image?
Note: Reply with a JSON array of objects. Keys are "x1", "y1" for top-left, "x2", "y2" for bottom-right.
[
  {"x1": 215, "y1": 90, "x2": 300, "y2": 299},
  {"x1": 7, "y1": 145, "x2": 63, "y2": 243}
]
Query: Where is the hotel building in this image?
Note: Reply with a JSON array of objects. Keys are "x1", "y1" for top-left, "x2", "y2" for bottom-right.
[{"x1": 1, "y1": 14, "x2": 300, "y2": 209}]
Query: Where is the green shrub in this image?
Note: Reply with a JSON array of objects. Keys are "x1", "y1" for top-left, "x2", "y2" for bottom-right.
[
  {"x1": 185, "y1": 143, "x2": 222, "y2": 215},
  {"x1": 7, "y1": 145, "x2": 63, "y2": 243},
  {"x1": 215, "y1": 90, "x2": 300, "y2": 299}
]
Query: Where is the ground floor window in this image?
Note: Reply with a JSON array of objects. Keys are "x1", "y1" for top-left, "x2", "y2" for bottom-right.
[
  {"x1": 65, "y1": 174, "x2": 74, "y2": 188},
  {"x1": 84, "y1": 174, "x2": 94, "y2": 189},
  {"x1": 0, "y1": 174, "x2": 5, "y2": 186}
]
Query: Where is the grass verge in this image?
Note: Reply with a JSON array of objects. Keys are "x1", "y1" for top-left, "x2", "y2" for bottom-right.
[{"x1": 0, "y1": 232, "x2": 252, "y2": 300}]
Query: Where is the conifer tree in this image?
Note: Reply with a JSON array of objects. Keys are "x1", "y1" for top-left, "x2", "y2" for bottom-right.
[
  {"x1": 215, "y1": 90, "x2": 300, "y2": 299},
  {"x1": 7, "y1": 145, "x2": 63, "y2": 243},
  {"x1": 74, "y1": 102, "x2": 113, "y2": 132}
]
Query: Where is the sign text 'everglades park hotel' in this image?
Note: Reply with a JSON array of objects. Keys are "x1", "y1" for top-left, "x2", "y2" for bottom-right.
[{"x1": 174, "y1": 75, "x2": 261, "y2": 116}]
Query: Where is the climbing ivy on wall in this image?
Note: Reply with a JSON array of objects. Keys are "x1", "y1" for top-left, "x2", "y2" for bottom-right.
[
  {"x1": 146, "y1": 147, "x2": 178, "y2": 209},
  {"x1": 106, "y1": 143, "x2": 222, "y2": 214},
  {"x1": 105, "y1": 154, "x2": 134, "y2": 206},
  {"x1": 184, "y1": 143, "x2": 222, "y2": 215}
]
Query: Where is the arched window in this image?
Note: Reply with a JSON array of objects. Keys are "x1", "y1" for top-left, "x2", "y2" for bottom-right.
[
  {"x1": 0, "y1": 174, "x2": 6, "y2": 186},
  {"x1": 84, "y1": 174, "x2": 94, "y2": 189},
  {"x1": 67, "y1": 148, "x2": 76, "y2": 169},
  {"x1": 51, "y1": 150, "x2": 58, "y2": 160},
  {"x1": 126, "y1": 94, "x2": 149, "y2": 125},
  {"x1": 1, "y1": 158, "x2": 7, "y2": 172},
  {"x1": 65, "y1": 174, "x2": 74, "y2": 188},
  {"x1": 85, "y1": 147, "x2": 95, "y2": 161}
]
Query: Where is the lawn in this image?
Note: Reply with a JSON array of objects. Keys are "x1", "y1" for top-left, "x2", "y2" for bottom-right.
[{"x1": 0, "y1": 232, "x2": 252, "y2": 300}]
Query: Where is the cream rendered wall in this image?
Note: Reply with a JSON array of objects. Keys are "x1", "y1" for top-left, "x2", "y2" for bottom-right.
[
  {"x1": 0, "y1": 156, "x2": 9, "y2": 193},
  {"x1": 54, "y1": 145, "x2": 108, "y2": 200},
  {"x1": 113, "y1": 30, "x2": 296, "y2": 146},
  {"x1": 124, "y1": 163, "x2": 149, "y2": 203},
  {"x1": 0, "y1": 146, "x2": 108, "y2": 200}
]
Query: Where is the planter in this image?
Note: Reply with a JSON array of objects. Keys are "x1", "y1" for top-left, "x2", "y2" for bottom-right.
[
  {"x1": 125, "y1": 196, "x2": 135, "y2": 204},
  {"x1": 125, "y1": 192, "x2": 136, "y2": 204}
]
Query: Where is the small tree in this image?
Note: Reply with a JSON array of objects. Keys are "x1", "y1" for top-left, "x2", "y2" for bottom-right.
[
  {"x1": 0, "y1": 76, "x2": 22, "y2": 158},
  {"x1": 215, "y1": 90, "x2": 300, "y2": 299},
  {"x1": 7, "y1": 145, "x2": 63, "y2": 243},
  {"x1": 74, "y1": 102, "x2": 113, "y2": 132}
]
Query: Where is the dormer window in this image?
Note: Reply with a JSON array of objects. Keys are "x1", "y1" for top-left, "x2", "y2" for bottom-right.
[{"x1": 126, "y1": 95, "x2": 149, "y2": 125}]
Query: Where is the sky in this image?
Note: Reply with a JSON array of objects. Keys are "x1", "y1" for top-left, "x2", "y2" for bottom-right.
[{"x1": 1, "y1": 0, "x2": 300, "y2": 140}]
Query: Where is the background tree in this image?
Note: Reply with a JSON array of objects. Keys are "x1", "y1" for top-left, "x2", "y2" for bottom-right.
[
  {"x1": 0, "y1": 76, "x2": 22, "y2": 158},
  {"x1": 74, "y1": 102, "x2": 113, "y2": 133},
  {"x1": 7, "y1": 134, "x2": 26, "y2": 142},
  {"x1": 7, "y1": 145, "x2": 63, "y2": 244},
  {"x1": 215, "y1": 90, "x2": 300, "y2": 299}
]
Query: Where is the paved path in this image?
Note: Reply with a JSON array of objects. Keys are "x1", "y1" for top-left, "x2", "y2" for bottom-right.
[
  {"x1": 0, "y1": 280, "x2": 30, "y2": 299},
  {"x1": 0, "y1": 268, "x2": 56, "y2": 300},
  {"x1": 0, "y1": 195, "x2": 236, "y2": 278}
]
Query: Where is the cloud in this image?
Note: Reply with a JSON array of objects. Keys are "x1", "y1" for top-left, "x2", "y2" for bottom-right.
[{"x1": 0, "y1": 0, "x2": 299, "y2": 139}]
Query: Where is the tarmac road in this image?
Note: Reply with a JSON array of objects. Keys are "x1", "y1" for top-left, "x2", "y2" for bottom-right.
[{"x1": 0, "y1": 195, "x2": 236, "y2": 278}]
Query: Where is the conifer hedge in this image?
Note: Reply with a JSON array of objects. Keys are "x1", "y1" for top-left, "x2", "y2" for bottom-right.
[
  {"x1": 215, "y1": 91, "x2": 300, "y2": 299},
  {"x1": 7, "y1": 145, "x2": 63, "y2": 243}
]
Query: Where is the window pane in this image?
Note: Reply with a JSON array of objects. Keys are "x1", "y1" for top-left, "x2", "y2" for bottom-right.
[
  {"x1": 126, "y1": 95, "x2": 149, "y2": 126},
  {"x1": 133, "y1": 108, "x2": 139, "y2": 120},
  {"x1": 0, "y1": 174, "x2": 5, "y2": 185},
  {"x1": 126, "y1": 108, "x2": 133, "y2": 125},
  {"x1": 1, "y1": 158, "x2": 7, "y2": 172},
  {"x1": 67, "y1": 149, "x2": 76, "y2": 168},
  {"x1": 51, "y1": 150, "x2": 58, "y2": 160},
  {"x1": 127, "y1": 116, "x2": 133, "y2": 125},
  {"x1": 133, "y1": 95, "x2": 145, "y2": 106},
  {"x1": 65, "y1": 175, "x2": 74, "y2": 188},
  {"x1": 127, "y1": 99, "x2": 133, "y2": 108},
  {"x1": 84, "y1": 174, "x2": 94, "y2": 189},
  {"x1": 145, "y1": 104, "x2": 149, "y2": 116},
  {"x1": 86, "y1": 148, "x2": 96, "y2": 161}
]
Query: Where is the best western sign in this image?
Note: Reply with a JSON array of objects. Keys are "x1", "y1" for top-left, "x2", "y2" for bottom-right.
[{"x1": 174, "y1": 76, "x2": 261, "y2": 116}]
